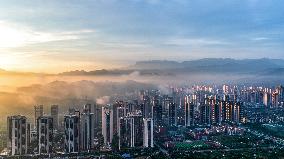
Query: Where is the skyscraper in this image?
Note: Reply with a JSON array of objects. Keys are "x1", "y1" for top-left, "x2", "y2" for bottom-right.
[
  {"x1": 233, "y1": 102, "x2": 243, "y2": 123},
  {"x1": 34, "y1": 105, "x2": 43, "y2": 129},
  {"x1": 142, "y1": 95, "x2": 152, "y2": 118},
  {"x1": 200, "y1": 102, "x2": 211, "y2": 125},
  {"x1": 214, "y1": 102, "x2": 222, "y2": 124},
  {"x1": 143, "y1": 118, "x2": 154, "y2": 148},
  {"x1": 37, "y1": 116, "x2": 53, "y2": 154},
  {"x1": 51, "y1": 105, "x2": 59, "y2": 130},
  {"x1": 168, "y1": 100, "x2": 176, "y2": 126},
  {"x1": 221, "y1": 101, "x2": 242, "y2": 123},
  {"x1": 102, "y1": 105, "x2": 114, "y2": 146},
  {"x1": 152, "y1": 96, "x2": 163, "y2": 127},
  {"x1": 185, "y1": 102, "x2": 195, "y2": 126},
  {"x1": 278, "y1": 85, "x2": 284, "y2": 103},
  {"x1": 64, "y1": 114, "x2": 80, "y2": 153},
  {"x1": 113, "y1": 101, "x2": 124, "y2": 134},
  {"x1": 94, "y1": 103, "x2": 101, "y2": 135},
  {"x1": 118, "y1": 114, "x2": 143, "y2": 149},
  {"x1": 208, "y1": 97, "x2": 221, "y2": 124},
  {"x1": 162, "y1": 95, "x2": 171, "y2": 125},
  {"x1": 263, "y1": 92, "x2": 272, "y2": 107},
  {"x1": 119, "y1": 117, "x2": 134, "y2": 149},
  {"x1": 272, "y1": 91, "x2": 279, "y2": 108},
  {"x1": 7, "y1": 115, "x2": 28, "y2": 156},
  {"x1": 81, "y1": 104, "x2": 95, "y2": 151}
]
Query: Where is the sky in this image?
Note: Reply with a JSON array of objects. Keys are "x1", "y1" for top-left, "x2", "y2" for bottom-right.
[{"x1": 0, "y1": 0, "x2": 284, "y2": 73}]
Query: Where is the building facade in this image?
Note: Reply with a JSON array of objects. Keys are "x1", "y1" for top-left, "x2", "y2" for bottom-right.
[
  {"x1": 37, "y1": 116, "x2": 53, "y2": 154},
  {"x1": 34, "y1": 105, "x2": 43, "y2": 129},
  {"x1": 7, "y1": 115, "x2": 28, "y2": 156},
  {"x1": 118, "y1": 114, "x2": 143, "y2": 149},
  {"x1": 81, "y1": 105, "x2": 95, "y2": 151},
  {"x1": 51, "y1": 105, "x2": 59, "y2": 130},
  {"x1": 64, "y1": 114, "x2": 80, "y2": 153},
  {"x1": 102, "y1": 105, "x2": 114, "y2": 146},
  {"x1": 143, "y1": 118, "x2": 153, "y2": 148}
]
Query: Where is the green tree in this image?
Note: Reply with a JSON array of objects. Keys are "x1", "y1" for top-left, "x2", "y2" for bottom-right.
[{"x1": 97, "y1": 133, "x2": 104, "y2": 149}]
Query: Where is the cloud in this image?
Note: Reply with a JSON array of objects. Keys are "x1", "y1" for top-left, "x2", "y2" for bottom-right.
[
  {"x1": 251, "y1": 37, "x2": 269, "y2": 41},
  {"x1": 98, "y1": 41, "x2": 149, "y2": 48},
  {"x1": 96, "y1": 96, "x2": 111, "y2": 105},
  {"x1": 164, "y1": 38, "x2": 230, "y2": 46},
  {"x1": 0, "y1": 21, "x2": 95, "y2": 49}
]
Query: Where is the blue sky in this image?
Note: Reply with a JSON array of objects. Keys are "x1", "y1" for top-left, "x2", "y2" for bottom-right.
[{"x1": 0, "y1": 0, "x2": 284, "y2": 72}]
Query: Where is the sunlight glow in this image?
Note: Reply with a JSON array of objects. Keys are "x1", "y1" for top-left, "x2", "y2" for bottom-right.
[
  {"x1": 0, "y1": 22, "x2": 28, "y2": 48},
  {"x1": 0, "y1": 21, "x2": 79, "y2": 49},
  {"x1": 0, "y1": 54, "x2": 19, "y2": 69}
]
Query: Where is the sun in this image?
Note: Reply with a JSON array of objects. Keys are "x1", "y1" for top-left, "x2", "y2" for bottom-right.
[{"x1": 0, "y1": 22, "x2": 29, "y2": 48}]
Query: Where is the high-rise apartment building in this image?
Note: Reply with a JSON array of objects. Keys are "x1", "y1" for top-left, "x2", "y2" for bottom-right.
[
  {"x1": 143, "y1": 118, "x2": 153, "y2": 148},
  {"x1": 185, "y1": 102, "x2": 195, "y2": 126},
  {"x1": 81, "y1": 104, "x2": 95, "y2": 151},
  {"x1": 64, "y1": 114, "x2": 80, "y2": 153},
  {"x1": 37, "y1": 116, "x2": 53, "y2": 154},
  {"x1": 7, "y1": 115, "x2": 28, "y2": 156},
  {"x1": 51, "y1": 105, "x2": 59, "y2": 130},
  {"x1": 118, "y1": 114, "x2": 143, "y2": 149},
  {"x1": 34, "y1": 105, "x2": 43, "y2": 129},
  {"x1": 168, "y1": 100, "x2": 176, "y2": 126},
  {"x1": 102, "y1": 105, "x2": 114, "y2": 146}
]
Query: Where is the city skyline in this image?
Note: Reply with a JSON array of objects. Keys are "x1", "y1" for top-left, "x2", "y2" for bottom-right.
[
  {"x1": 1, "y1": 0, "x2": 284, "y2": 72},
  {"x1": 3, "y1": 83, "x2": 284, "y2": 158},
  {"x1": 1, "y1": 1, "x2": 284, "y2": 158}
]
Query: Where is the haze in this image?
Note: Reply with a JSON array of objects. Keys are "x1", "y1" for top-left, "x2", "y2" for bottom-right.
[
  {"x1": 1, "y1": 0, "x2": 284, "y2": 129},
  {"x1": 0, "y1": 0, "x2": 284, "y2": 72}
]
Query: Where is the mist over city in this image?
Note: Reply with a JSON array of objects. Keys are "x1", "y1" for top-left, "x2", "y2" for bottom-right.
[{"x1": 1, "y1": 0, "x2": 284, "y2": 158}]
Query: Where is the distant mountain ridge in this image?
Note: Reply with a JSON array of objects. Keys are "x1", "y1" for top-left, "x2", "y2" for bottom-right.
[
  {"x1": 124, "y1": 58, "x2": 284, "y2": 75},
  {"x1": 130, "y1": 58, "x2": 284, "y2": 70},
  {"x1": 1, "y1": 58, "x2": 284, "y2": 76},
  {"x1": 58, "y1": 58, "x2": 284, "y2": 76}
]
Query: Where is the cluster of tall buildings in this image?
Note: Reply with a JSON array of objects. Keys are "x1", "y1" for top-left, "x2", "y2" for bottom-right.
[
  {"x1": 139, "y1": 88, "x2": 244, "y2": 130},
  {"x1": 101, "y1": 102, "x2": 153, "y2": 150},
  {"x1": 7, "y1": 101, "x2": 155, "y2": 156},
  {"x1": 8, "y1": 84, "x2": 283, "y2": 156},
  {"x1": 7, "y1": 105, "x2": 58, "y2": 156},
  {"x1": 240, "y1": 85, "x2": 284, "y2": 107},
  {"x1": 200, "y1": 96, "x2": 243, "y2": 125},
  {"x1": 63, "y1": 102, "x2": 155, "y2": 152}
]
